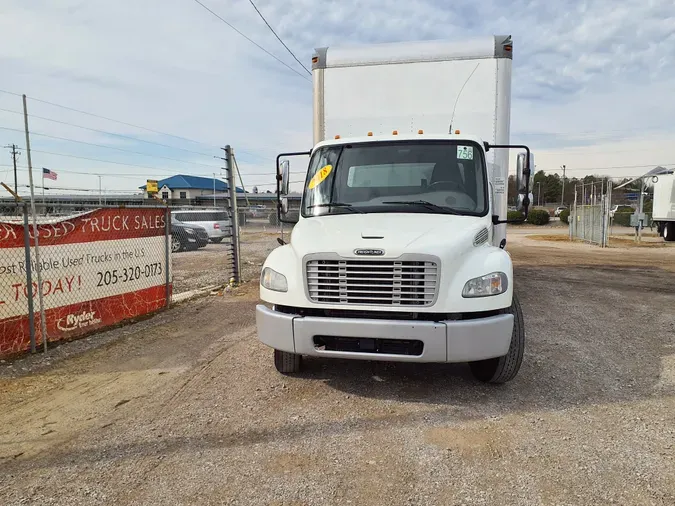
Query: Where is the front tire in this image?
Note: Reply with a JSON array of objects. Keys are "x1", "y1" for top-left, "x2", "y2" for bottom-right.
[
  {"x1": 664, "y1": 222, "x2": 675, "y2": 242},
  {"x1": 211, "y1": 237, "x2": 224, "y2": 243},
  {"x1": 171, "y1": 235, "x2": 182, "y2": 253},
  {"x1": 469, "y1": 294, "x2": 525, "y2": 384},
  {"x1": 274, "y1": 349, "x2": 302, "y2": 374}
]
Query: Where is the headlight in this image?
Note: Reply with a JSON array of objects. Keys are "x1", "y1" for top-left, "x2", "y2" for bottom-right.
[
  {"x1": 261, "y1": 267, "x2": 288, "y2": 292},
  {"x1": 185, "y1": 228, "x2": 195, "y2": 235},
  {"x1": 462, "y1": 272, "x2": 508, "y2": 298}
]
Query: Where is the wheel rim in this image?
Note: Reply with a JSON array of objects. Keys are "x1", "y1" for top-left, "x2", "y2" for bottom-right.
[{"x1": 171, "y1": 236, "x2": 181, "y2": 252}]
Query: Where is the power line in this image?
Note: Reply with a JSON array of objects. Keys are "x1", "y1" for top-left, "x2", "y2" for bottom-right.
[
  {"x1": 0, "y1": 88, "x2": 225, "y2": 150},
  {"x1": 246, "y1": 0, "x2": 311, "y2": 75},
  {"x1": 1, "y1": 106, "x2": 279, "y2": 163},
  {"x1": 19, "y1": 184, "x2": 141, "y2": 193},
  {"x1": 0, "y1": 106, "x2": 218, "y2": 158},
  {"x1": 0, "y1": 126, "x2": 223, "y2": 170},
  {"x1": 0, "y1": 105, "x2": 281, "y2": 162},
  {"x1": 1, "y1": 162, "x2": 298, "y2": 182},
  {"x1": 551, "y1": 163, "x2": 675, "y2": 173},
  {"x1": 0, "y1": 163, "x2": 167, "y2": 180},
  {"x1": 28, "y1": 148, "x2": 228, "y2": 175},
  {"x1": 190, "y1": 0, "x2": 311, "y2": 82},
  {"x1": 253, "y1": 179, "x2": 304, "y2": 187}
]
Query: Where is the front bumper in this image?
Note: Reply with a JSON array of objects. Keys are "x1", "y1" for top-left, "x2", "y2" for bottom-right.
[{"x1": 256, "y1": 305, "x2": 514, "y2": 363}]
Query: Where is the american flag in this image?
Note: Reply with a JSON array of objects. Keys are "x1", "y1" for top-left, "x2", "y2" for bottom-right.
[{"x1": 42, "y1": 167, "x2": 58, "y2": 180}]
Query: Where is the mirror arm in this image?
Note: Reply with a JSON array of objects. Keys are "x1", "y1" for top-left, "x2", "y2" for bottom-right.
[{"x1": 492, "y1": 215, "x2": 527, "y2": 225}]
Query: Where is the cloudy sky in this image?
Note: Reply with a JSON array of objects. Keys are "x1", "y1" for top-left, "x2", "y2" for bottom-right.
[{"x1": 1, "y1": 0, "x2": 674, "y2": 196}]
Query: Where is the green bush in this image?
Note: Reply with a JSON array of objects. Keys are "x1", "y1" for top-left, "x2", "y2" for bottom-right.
[
  {"x1": 612, "y1": 211, "x2": 633, "y2": 227},
  {"x1": 507, "y1": 210, "x2": 524, "y2": 222},
  {"x1": 559, "y1": 208, "x2": 570, "y2": 224},
  {"x1": 527, "y1": 209, "x2": 550, "y2": 225}
]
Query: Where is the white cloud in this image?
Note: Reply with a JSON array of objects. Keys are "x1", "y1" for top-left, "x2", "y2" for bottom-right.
[{"x1": 1, "y1": 0, "x2": 674, "y2": 196}]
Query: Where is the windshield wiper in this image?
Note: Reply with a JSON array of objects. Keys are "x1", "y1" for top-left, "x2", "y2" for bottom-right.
[
  {"x1": 382, "y1": 200, "x2": 461, "y2": 214},
  {"x1": 306, "y1": 202, "x2": 364, "y2": 214}
]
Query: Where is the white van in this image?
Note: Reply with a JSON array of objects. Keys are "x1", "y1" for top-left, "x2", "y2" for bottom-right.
[{"x1": 171, "y1": 209, "x2": 231, "y2": 243}]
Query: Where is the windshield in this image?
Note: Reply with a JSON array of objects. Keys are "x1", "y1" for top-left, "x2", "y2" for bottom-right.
[{"x1": 301, "y1": 140, "x2": 488, "y2": 217}]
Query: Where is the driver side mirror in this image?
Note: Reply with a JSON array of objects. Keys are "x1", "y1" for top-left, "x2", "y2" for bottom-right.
[
  {"x1": 279, "y1": 160, "x2": 290, "y2": 196},
  {"x1": 516, "y1": 152, "x2": 534, "y2": 212},
  {"x1": 280, "y1": 196, "x2": 289, "y2": 214}
]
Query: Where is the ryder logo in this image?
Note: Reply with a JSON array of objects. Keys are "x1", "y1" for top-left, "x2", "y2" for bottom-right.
[{"x1": 57, "y1": 311, "x2": 102, "y2": 332}]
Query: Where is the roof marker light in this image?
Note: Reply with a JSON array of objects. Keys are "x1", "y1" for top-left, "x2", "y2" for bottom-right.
[
  {"x1": 454, "y1": 130, "x2": 461, "y2": 134},
  {"x1": 367, "y1": 131, "x2": 373, "y2": 136},
  {"x1": 335, "y1": 135, "x2": 340, "y2": 139},
  {"x1": 392, "y1": 130, "x2": 398, "y2": 135},
  {"x1": 418, "y1": 129, "x2": 424, "y2": 134}
]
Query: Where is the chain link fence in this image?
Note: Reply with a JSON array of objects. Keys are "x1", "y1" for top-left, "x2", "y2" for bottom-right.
[
  {"x1": 0, "y1": 200, "x2": 236, "y2": 358},
  {"x1": 569, "y1": 180, "x2": 611, "y2": 247}
]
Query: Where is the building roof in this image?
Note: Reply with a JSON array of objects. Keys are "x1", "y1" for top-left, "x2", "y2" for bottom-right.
[{"x1": 139, "y1": 174, "x2": 244, "y2": 193}]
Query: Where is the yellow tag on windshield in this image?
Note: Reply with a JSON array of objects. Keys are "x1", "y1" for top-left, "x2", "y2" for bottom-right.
[{"x1": 308, "y1": 164, "x2": 333, "y2": 189}]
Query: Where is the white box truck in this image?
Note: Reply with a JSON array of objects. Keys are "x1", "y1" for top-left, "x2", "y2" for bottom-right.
[
  {"x1": 652, "y1": 171, "x2": 675, "y2": 241},
  {"x1": 256, "y1": 35, "x2": 534, "y2": 383}
]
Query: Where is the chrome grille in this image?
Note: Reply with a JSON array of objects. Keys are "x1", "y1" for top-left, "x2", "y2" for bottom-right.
[{"x1": 306, "y1": 258, "x2": 439, "y2": 306}]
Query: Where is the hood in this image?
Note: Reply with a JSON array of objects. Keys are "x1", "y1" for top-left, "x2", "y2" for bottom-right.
[{"x1": 289, "y1": 213, "x2": 490, "y2": 260}]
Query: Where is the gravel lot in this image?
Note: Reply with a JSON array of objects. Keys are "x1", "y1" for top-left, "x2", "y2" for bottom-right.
[
  {"x1": 1, "y1": 229, "x2": 674, "y2": 505},
  {"x1": 171, "y1": 224, "x2": 283, "y2": 293}
]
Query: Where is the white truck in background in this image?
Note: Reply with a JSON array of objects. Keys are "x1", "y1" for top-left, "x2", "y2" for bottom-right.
[
  {"x1": 652, "y1": 171, "x2": 675, "y2": 241},
  {"x1": 256, "y1": 35, "x2": 534, "y2": 383}
]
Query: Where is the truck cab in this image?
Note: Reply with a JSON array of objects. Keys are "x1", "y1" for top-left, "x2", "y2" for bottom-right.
[{"x1": 256, "y1": 35, "x2": 533, "y2": 383}]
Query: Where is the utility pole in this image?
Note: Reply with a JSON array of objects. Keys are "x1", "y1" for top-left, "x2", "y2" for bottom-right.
[
  {"x1": 98, "y1": 175, "x2": 102, "y2": 205},
  {"x1": 4, "y1": 144, "x2": 20, "y2": 195},
  {"x1": 637, "y1": 177, "x2": 645, "y2": 243},
  {"x1": 222, "y1": 145, "x2": 241, "y2": 283},
  {"x1": 213, "y1": 172, "x2": 216, "y2": 207},
  {"x1": 23, "y1": 94, "x2": 48, "y2": 352},
  {"x1": 560, "y1": 164, "x2": 566, "y2": 206}
]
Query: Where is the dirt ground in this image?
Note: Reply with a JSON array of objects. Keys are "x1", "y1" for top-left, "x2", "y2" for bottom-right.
[
  {"x1": 171, "y1": 226, "x2": 285, "y2": 294},
  {"x1": 1, "y1": 228, "x2": 674, "y2": 505}
]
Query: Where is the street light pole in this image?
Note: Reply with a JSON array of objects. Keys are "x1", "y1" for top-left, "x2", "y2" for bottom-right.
[{"x1": 560, "y1": 164, "x2": 566, "y2": 205}]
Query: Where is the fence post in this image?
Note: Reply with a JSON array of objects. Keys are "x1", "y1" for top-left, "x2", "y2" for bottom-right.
[
  {"x1": 164, "y1": 205, "x2": 171, "y2": 307},
  {"x1": 22, "y1": 202, "x2": 36, "y2": 353},
  {"x1": 605, "y1": 179, "x2": 612, "y2": 246},
  {"x1": 225, "y1": 145, "x2": 241, "y2": 283}
]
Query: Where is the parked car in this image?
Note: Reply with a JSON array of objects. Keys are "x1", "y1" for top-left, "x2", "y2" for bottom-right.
[
  {"x1": 554, "y1": 206, "x2": 567, "y2": 217},
  {"x1": 609, "y1": 204, "x2": 634, "y2": 218},
  {"x1": 171, "y1": 209, "x2": 231, "y2": 243},
  {"x1": 171, "y1": 219, "x2": 209, "y2": 252},
  {"x1": 247, "y1": 205, "x2": 267, "y2": 218}
]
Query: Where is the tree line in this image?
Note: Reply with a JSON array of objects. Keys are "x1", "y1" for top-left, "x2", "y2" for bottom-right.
[{"x1": 507, "y1": 171, "x2": 650, "y2": 207}]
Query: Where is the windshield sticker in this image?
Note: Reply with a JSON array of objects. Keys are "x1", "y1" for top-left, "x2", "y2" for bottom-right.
[
  {"x1": 308, "y1": 164, "x2": 333, "y2": 189},
  {"x1": 457, "y1": 146, "x2": 473, "y2": 160}
]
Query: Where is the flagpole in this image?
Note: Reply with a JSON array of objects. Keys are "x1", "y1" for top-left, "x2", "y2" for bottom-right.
[{"x1": 23, "y1": 94, "x2": 49, "y2": 352}]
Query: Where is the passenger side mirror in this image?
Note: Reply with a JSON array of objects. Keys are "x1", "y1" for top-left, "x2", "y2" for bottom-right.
[
  {"x1": 516, "y1": 151, "x2": 534, "y2": 212},
  {"x1": 280, "y1": 197, "x2": 289, "y2": 214},
  {"x1": 279, "y1": 160, "x2": 290, "y2": 196}
]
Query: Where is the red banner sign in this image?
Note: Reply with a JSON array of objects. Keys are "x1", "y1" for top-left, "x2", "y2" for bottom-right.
[{"x1": 0, "y1": 208, "x2": 170, "y2": 357}]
